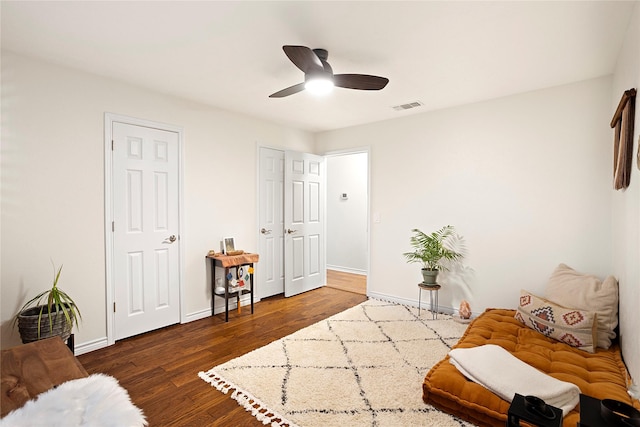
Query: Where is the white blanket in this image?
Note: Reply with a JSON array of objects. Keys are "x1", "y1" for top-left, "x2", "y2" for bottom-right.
[
  {"x1": 448, "y1": 344, "x2": 579, "y2": 416},
  {"x1": 1, "y1": 373, "x2": 147, "y2": 427}
]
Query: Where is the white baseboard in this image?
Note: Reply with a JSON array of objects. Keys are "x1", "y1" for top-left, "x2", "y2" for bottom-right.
[
  {"x1": 213, "y1": 295, "x2": 253, "y2": 314},
  {"x1": 184, "y1": 308, "x2": 211, "y2": 323},
  {"x1": 184, "y1": 295, "x2": 258, "y2": 323},
  {"x1": 76, "y1": 296, "x2": 259, "y2": 355},
  {"x1": 367, "y1": 290, "x2": 456, "y2": 316},
  {"x1": 75, "y1": 337, "x2": 109, "y2": 356},
  {"x1": 326, "y1": 265, "x2": 367, "y2": 276}
]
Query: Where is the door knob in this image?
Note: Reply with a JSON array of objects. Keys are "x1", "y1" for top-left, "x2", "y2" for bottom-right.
[
  {"x1": 168, "y1": 235, "x2": 177, "y2": 243},
  {"x1": 260, "y1": 228, "x2": 272, "y2": 235},
  {"x1": 286, "y1": 228, "x2": 297, "y2": 234}
]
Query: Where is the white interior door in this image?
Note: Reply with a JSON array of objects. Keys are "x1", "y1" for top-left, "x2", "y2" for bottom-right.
[
  {"x1": 258, "y1": 147, "x2": 285, "y2": 298},
  {"x1": 284, "y1": 151, "x2": 325, "y2": 297},
  {"x1": 112, "y1": 121, "x2": 181, "y2": 340}
]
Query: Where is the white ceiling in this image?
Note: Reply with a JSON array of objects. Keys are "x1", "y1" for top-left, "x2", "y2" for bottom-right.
[{"x1": 1, "y1": 1, "x2": 637, "y2": 133}]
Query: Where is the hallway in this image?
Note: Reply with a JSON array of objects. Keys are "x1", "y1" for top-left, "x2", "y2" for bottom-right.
[{"x1": 325, "y1": 269, "x2": 366, "y2": 295}]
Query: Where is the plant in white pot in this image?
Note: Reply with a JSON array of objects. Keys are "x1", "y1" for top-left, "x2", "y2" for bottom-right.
[
  {"x1": 14, "y1": 264, "x2": 81, "y2": 346},
  {"x1": 403, "y1": 225, "x2": 463, "y2": 285}
]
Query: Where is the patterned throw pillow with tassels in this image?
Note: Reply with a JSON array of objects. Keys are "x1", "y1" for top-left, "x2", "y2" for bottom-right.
[{"x1": 515, "y1": 289, "x2": 598, "y2": 353}]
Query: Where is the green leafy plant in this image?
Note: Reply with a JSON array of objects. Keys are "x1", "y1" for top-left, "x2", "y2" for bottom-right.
[
  {"x1": 403, "y1": 225, "x2": 463, "y2": 271},
  {"x1": 14, "y1": 264, "x2": 81, "y2": 339}
]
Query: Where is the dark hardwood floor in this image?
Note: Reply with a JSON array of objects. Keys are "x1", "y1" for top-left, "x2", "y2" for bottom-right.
[{"x1": 77, "y1": 287, "x2": 367, "y2": 426}]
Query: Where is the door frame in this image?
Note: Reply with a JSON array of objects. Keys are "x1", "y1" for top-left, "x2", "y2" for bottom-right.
[
  {"x1": 322, "y1": 146, "x2": 371, "y2": 290},
  {"x1": 104, "y1": 113, "x2": 186, "y2": 346}
]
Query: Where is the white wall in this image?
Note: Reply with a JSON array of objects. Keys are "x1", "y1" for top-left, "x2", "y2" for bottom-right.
[
  {"x1": 0, "y1": 51, "x2": 314, "y2": 352},
  {"x1": 611, "y1": 2, "x2": 640, "y2": 388},
  {"x1": 316, "y1": 77, "x2": 613, "y2": 316},
  {"x1": 326, "y1": 152, "x2": 368, "y2": 274},
  {"x1": 2, "y1": 37, "x2": 637, "y2": 385}
]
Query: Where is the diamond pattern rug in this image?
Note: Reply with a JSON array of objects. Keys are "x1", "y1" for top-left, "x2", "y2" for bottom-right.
[{"x1": 199, "y1": 299, "x2": 474, "y2": 426}]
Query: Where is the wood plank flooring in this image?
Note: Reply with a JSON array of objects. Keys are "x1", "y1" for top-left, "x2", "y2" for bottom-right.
[
  {"x1": 325, "y1": 269, "x2": 366, "y2": 295},
  {"x1": 77, "y1": 287, "x2": 367, "y2": 426}
]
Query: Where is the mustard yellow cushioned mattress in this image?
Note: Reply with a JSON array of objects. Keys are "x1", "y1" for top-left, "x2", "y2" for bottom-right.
[{"x1": 423, "y1": 308, "x2": 639, "y2": 426}]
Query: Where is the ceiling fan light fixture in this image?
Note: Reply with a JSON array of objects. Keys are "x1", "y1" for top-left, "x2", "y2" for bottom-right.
[
  {"x1": 269, "y1": 46, "x2": 388, "y2": 98},
  {"x1": 305, "y1": 75, "x2": 334, "y2": 96}
]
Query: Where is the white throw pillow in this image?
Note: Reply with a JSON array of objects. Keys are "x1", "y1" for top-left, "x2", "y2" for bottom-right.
[{"x1": 544, "y1": 264, "x2": 618, "y2": 349}]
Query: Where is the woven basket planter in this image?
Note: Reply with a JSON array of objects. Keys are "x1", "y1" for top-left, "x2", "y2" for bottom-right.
[{"x1": 17, "y1": 305, "x2": 73, "y2": 344}]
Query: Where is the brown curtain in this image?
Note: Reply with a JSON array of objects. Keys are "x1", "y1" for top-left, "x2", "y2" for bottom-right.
[{"x1": 611, "y1": 88, "x2": 636, "y2": 190}]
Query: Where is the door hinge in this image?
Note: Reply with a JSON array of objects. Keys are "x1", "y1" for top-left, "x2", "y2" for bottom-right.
[
  {"x1": 113, "y1": 302, "x2": 116, "y2": 312},
  {"x1": 111, "y1": 140, "x2": 114, "y2": 151},
  {"x1": 112, "y1": 221, "x2": 114, "y2": 232}
]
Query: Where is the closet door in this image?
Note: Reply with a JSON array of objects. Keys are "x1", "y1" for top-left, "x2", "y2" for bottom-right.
[
  {"x1": 283, "y1": 151, "x2": 325, "y2": 297},
  {"x1": 257, "y1": 148, "x2": 326, "y2": 298},
  {"x1": 111, "y1": 120, "x2": 181, "y2": 340},
  {"x1": 258, "y1": 147, "x2": 285, "y2": 298}
]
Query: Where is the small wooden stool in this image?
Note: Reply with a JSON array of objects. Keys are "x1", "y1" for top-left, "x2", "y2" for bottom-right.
[{"x1": 418, "y1": 283, "x2": 441, "y2": 319}]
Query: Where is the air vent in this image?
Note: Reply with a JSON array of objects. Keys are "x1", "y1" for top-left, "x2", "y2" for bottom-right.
[{"x1": 392, "y1": 101, "x2": 424, "y2": 111}]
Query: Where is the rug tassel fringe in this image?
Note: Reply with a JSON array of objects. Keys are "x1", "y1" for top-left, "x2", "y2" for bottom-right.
[{"x1": 198, "y1": 370, "x2": 298, "y2": 427}]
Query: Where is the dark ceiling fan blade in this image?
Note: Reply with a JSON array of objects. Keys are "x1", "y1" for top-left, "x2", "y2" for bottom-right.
[
  {"x1": 269, "y1": 82, "x2": 306, "y2": 98},
  {"x1": 283, "y1": 45, "x2": 324, "y2": 74},
  {"x1": 334, "y1": 74, "x2": 389, "y2": 90}
]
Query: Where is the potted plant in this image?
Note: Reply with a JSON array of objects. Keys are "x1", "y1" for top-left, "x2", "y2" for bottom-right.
[
  {"x1": 403, "y1": 225, "x2": 462, "y2": 285},
  {"x1": 14, "y1": 263, "x2": 81, "y2": 346}
]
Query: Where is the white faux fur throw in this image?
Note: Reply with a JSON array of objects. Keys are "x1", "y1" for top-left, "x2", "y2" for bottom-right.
[
  {"x1": 449, "y1": 344, "x2": 580, "y2": 416},
  {"x1": 1, "y1": 373, "x2": 147, "y2": 427}
]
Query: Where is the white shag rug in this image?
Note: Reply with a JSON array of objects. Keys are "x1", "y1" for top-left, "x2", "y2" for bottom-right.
[
  {"x1": 2, "y1": 373, "x2": 147, "y2": 427},
  {"x1": 199, "y1": 299, "x2": 474, "y2": 427}
]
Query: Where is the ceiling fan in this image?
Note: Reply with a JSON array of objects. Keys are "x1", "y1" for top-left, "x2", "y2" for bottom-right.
[{"x1": 269, "y1": 45, "x2": 389, "y2": 98}]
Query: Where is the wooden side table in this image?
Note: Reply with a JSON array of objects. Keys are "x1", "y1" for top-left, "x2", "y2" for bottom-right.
[
  {"x1": 206, "y1": 253, "x2": 259, "y2": 322},
  {"x1": 418, "y1": 283, "x2": 441, "y2": 319}
]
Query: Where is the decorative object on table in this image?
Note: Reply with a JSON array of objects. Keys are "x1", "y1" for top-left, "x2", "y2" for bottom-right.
[
  {"x1": 610, "y1": 88, "x2": 636, "y2": 190},
  {"x1": 223, "y1": 237, "x2": 235, "y2": 254},
  {"x1": 14, "y1": 263, "x2": 82, "y2": 346},
  {"x1": 225, "y1": 272, "x2": 236, "y2": 292},
  {"x1": 214, "y1": 278, "x2": 225, "y2": 295},
  {"x1": 236, "y1": 266, "x2": 248, "y2": 290},
  {"x1": 459, "y1": 300, "x2": 472, "y2": 319},
  {"x1": 403, "y1": 225, "x2": 463, "y2": 285}
]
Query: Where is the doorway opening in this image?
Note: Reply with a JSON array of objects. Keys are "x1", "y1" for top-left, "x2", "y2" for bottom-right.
[{"x1": 324, "y1": 149, "x2": 369, "y2": 296}]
